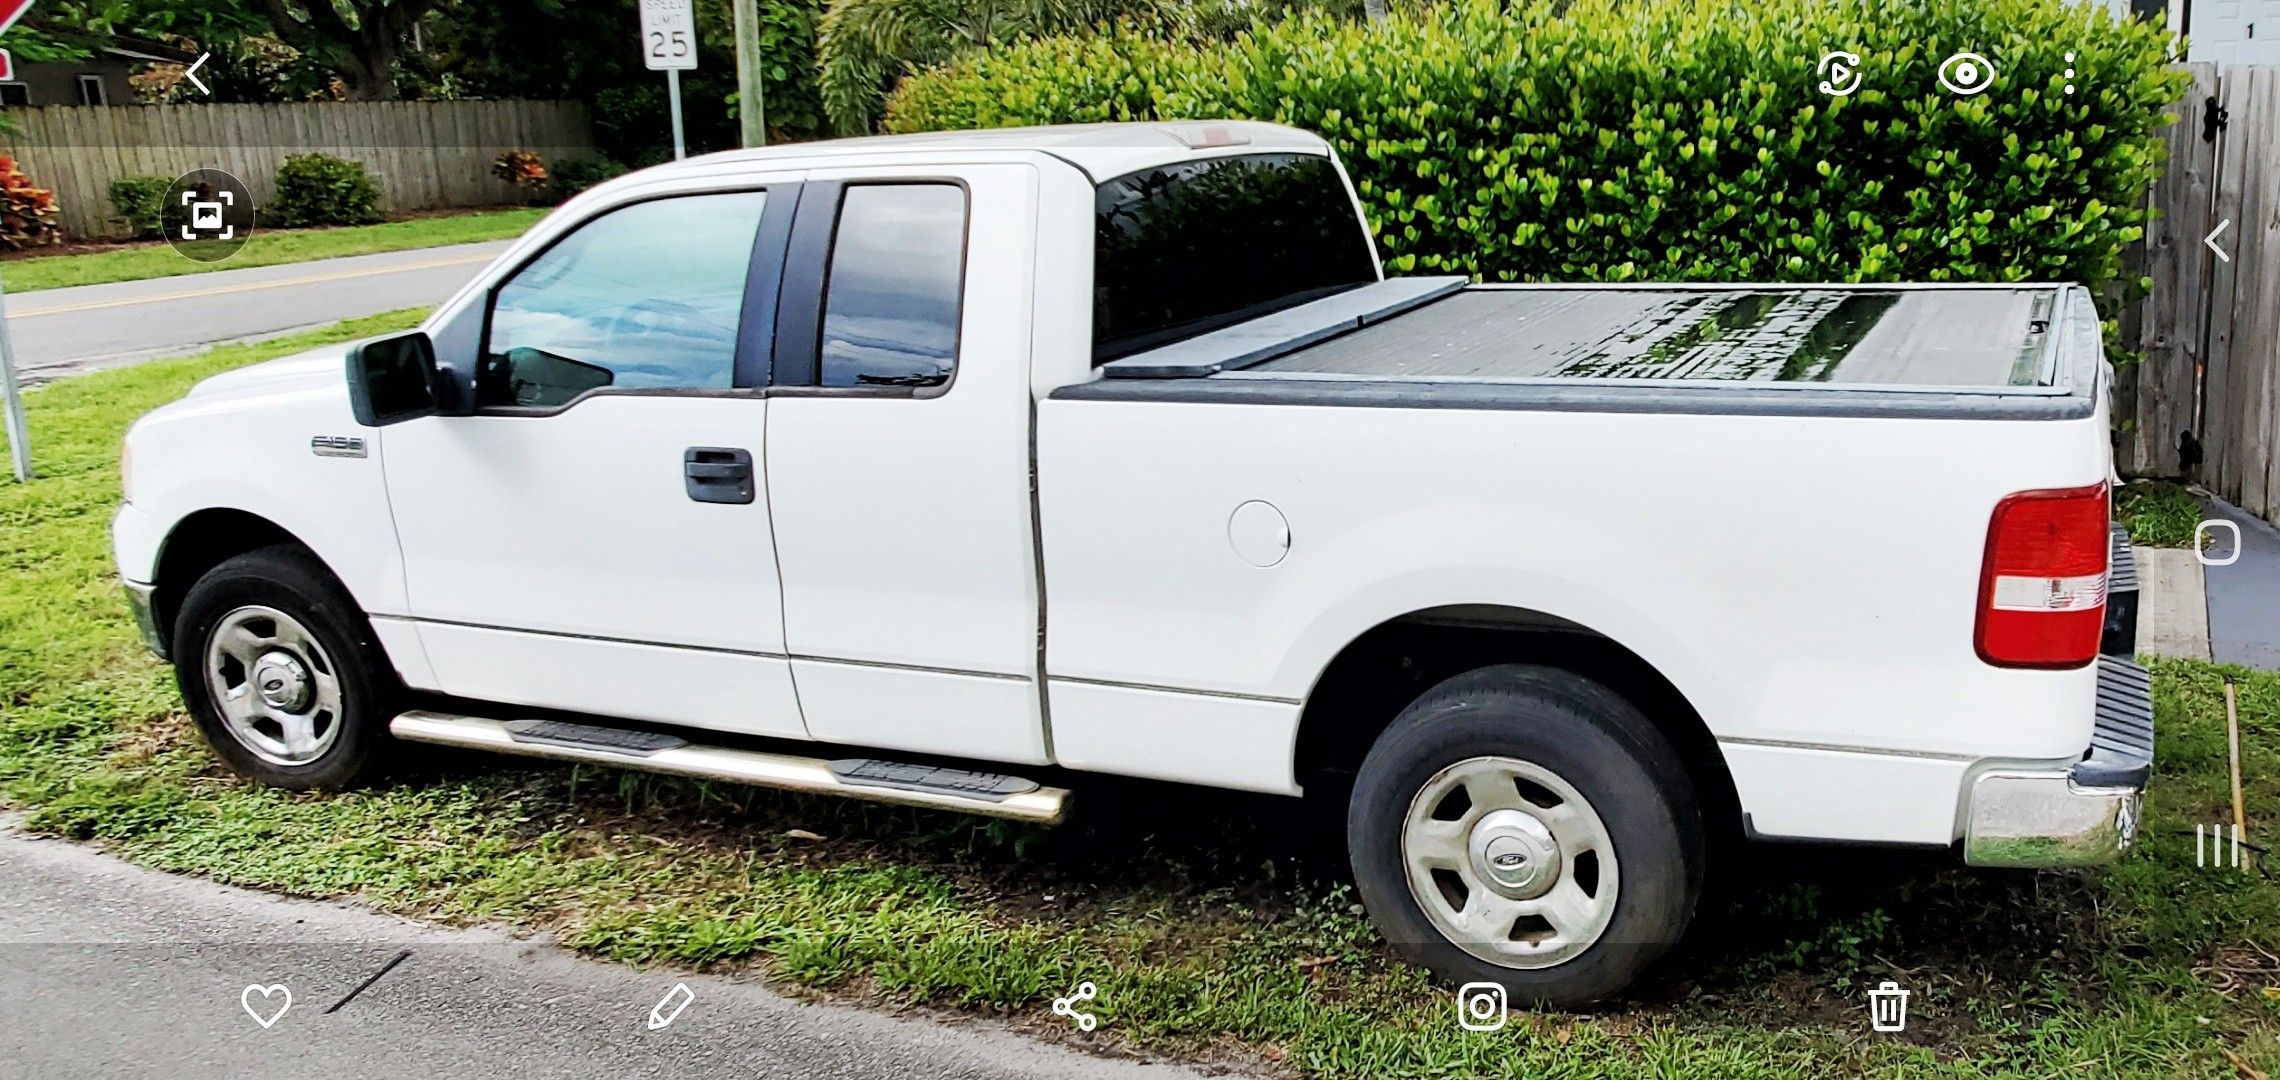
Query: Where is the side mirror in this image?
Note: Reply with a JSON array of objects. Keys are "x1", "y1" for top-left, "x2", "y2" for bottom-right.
[{"x1": 346, "y1": 331, "x2": 441, "y2": 427}]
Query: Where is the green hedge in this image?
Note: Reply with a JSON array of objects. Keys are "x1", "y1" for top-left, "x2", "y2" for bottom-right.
[
  {"x1": 886, "y1": 0, "x2": 2182, "y2": 290},
  {"x1": 107, "y1": 175, "x2": 170, "y2": 239},
  {"x1": 268, "y1": 153, "x2": 383, "y2": 229}
]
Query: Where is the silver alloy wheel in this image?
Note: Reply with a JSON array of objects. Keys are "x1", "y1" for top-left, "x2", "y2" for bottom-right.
[
  {"x1": 1400, "y1": 755, "x2": 1620, "y2": 969},
  {"x1": 203, "y1": 604, "x2": 344, "y2": 767}
]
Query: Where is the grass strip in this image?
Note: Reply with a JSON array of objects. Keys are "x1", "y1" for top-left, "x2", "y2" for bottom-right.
[
  {"x1": 2116, "y1": 479, "x2": 2210, "y2": 549},
  {"x1": 0, "y1": 208, "x2": 546, "y2": 293}
]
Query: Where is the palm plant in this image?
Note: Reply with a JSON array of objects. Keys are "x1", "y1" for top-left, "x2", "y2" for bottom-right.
[{"x1": 818, "y1": 0, "x2": 1166, "y2": 134}]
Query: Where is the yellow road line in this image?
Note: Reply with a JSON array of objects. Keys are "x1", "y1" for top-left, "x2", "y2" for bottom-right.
[{"x1": 13, "y1": 251, "x2": 496, "y2": 318}]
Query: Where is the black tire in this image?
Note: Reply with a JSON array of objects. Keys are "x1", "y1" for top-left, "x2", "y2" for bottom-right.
[
  {"x1": 171, "y1": 544, "x2": 398, "y2": 790},
  {"x1": 1347, "y1": 664, "x2": 1703, "y2": 1009}
]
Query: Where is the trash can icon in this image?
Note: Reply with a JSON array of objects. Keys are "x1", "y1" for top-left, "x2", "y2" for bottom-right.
[{"x1": 1868, "y1": 980, "x2": 1909, "y2": 1032}]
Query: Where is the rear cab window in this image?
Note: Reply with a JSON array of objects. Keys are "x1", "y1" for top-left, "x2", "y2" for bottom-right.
[
  {"x1": 818, "y1": 183, "x2": 968, "y2": 389},
  {"x1": 1091, "y1": 152, "x2": 1378, "y2": 364}
]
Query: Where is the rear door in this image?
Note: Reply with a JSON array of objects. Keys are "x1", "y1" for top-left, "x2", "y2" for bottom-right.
[
  {"x1": 381, "y1": 176, "x2": 810, "y2": 740},
  {"x1": 762, "y1": 163, "x2": 1047, "y2": 763}
]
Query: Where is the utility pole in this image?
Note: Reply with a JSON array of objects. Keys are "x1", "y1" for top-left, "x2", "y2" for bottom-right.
[{"x1": 732, "y1": 0, "x2": 768, "y2": 147}]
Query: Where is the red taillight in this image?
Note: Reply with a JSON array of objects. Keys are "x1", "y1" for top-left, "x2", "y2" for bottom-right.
[{"x1": 1975, "y1": 483, "x2": 2110, "y2": 669}]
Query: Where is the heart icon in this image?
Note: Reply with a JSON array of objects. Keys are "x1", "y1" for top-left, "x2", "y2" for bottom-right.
[{"x1": 241, "y1": 984, "x2": 292, "y2": 1029}]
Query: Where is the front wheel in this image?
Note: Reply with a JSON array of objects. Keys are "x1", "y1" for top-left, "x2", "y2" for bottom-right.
[
  {"x1": 1347, "y1": 664, "x2": 1703, "y2": 1009},
  {"x1": 171, "y1": 544, "x2": 398, "y2": 790}
]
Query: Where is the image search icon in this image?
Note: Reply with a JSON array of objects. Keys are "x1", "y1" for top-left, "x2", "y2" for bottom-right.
[
  {"x1": 180, "y1": 189, "x2": 234, "y2": 241},
  {"x1": 164, "y1": 167, "x2": 254, "y2": 263}
]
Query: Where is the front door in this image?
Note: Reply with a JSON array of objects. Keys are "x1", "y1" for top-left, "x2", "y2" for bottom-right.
[{"x1": 380, "y1": 182, "x2": 808, "y2": 740}]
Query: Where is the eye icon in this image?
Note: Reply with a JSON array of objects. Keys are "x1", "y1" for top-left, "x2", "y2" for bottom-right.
[{"x1": 1938, "y1": 51, "x2": 1997, "y2": 96}]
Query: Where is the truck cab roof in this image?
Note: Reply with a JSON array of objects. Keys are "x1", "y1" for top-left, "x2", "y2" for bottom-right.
[{"x1": 642, "y1": 120, "x2": 1332, "y2": 182}]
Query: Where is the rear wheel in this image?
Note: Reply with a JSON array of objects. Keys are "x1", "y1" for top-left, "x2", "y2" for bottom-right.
[
  {"x1": 172, "y1": 545, "x2": 397, "y2": 790},
  {"x1": 1347, "y1": 664, "x2": 1703, "y2": 1009}
]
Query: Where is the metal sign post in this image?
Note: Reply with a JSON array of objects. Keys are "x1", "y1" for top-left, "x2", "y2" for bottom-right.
[
  {"x1": 640, "y1": 0, "x2": 699, "y2": 160},
  {"x1": 666, "y1": 69, "x2": 686, "y2": 161},
  {"x1": 2, "y1": 2, "x2": 42, "y2": 479},
  {"x1": 0, "y1": 272, "x2": 31, "y2": 482}
]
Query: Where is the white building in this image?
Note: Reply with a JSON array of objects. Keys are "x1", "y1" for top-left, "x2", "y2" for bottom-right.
[{"x1": 2178, "y1": 0, "x2": 2280, "y2": 62}]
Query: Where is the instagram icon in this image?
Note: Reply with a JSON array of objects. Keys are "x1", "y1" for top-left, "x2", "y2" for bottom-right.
[{"x1": 1456, "y1": 982, "x2": 1508, "y2": 1032}]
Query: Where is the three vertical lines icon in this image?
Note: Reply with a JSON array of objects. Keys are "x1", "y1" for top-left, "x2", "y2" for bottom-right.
[{"x1": 2198, "y1": 822, "x2": 2245, "y2": 869}]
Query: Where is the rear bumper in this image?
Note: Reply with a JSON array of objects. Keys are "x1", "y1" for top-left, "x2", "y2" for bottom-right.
[
  {"x1": 1965, "y1": 527, "x2": 2150, "y2": 868},
  {"x1": 1963, "y1": 655, "x2": 2152, "y2": 868}
]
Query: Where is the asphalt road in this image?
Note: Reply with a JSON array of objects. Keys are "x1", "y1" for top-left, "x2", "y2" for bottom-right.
[
  {"x1": 2203, "y1": 496, "x2": 2280, "y2": 670},
  {"x1": 0, "y1": 826, "x2": 1203, "y2": 1080},
  {"x1": 2, "y1": 240, "x2": 510, "y2": 385}
]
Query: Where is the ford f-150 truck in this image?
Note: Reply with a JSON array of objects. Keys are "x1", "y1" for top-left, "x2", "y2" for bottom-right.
[{"x1": 113, "y1": 121, "x2": 2152, "y2": 1006}]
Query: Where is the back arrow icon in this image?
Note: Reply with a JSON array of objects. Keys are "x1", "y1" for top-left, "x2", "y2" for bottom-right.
[
  {"x1": 186, "y1": 52, "x2": 211, "y2": 95},
  {"x1": 2206, "y1": 219, "x2": 2232, "y2": 264}
]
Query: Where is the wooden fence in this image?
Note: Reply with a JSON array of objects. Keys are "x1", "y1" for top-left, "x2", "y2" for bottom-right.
[
  {"x1": 2119, "y1": 63, "x2": 2280, "y2": 528},
  {"x1": 0, "y1": 100, "x2": 594, "y2": 239}
]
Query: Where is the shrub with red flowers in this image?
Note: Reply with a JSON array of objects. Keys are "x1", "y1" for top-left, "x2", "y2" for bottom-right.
[
  {"x1": 0, "y1": 156, "x2": 63, "y2": 250},
  {"x1": 492, "y1": 150, "x2": 549, "y2": 191}
]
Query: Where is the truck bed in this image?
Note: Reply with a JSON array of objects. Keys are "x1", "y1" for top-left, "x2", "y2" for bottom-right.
[
  {"x1": 1072, "y1": 279, "x2": 2099, "y2": 420},
  {"x1": 1252, "y1": 285, "x2": 2056, "y2": 385}
]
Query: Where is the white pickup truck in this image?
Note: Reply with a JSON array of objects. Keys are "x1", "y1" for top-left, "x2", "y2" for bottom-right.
[{"x1": 114, "y1": 121, "x2": 2152, "y2": 1006}]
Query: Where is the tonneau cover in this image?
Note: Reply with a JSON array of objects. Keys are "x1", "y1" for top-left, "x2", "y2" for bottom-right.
[{"x1": 1102, "y1": 279, "x2": 2067, "y2": 391}]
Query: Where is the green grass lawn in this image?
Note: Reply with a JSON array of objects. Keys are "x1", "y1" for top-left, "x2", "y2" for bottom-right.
[
  {"x1": 2117, "y1": 480, "x2": 2210, "y2": 548},
  {"x1": 5, "y1": 327, "x2": 2280, "y2": 1077},
  {"x1": 0, "y1": 208, "x2": 547, "y2": 293}
]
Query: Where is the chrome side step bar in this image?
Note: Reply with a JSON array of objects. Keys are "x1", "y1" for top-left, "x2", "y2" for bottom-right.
[{"x1": 389, "y1": 711, "x2": 1071, "y2": 824}]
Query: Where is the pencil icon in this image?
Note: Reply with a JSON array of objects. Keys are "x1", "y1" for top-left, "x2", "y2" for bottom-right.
[{"x1": 648, "y1": 983, "x2": 695, "y2": 1030}]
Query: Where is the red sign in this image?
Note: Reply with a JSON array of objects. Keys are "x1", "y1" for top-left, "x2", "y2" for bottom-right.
[{"x1": 0, "y1": 2, "x2": 30, "y2": 83}]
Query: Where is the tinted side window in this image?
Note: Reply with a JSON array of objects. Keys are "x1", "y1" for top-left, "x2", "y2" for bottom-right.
[
  {"x1": 1093, "y1": 153, "x2": 1378, "y2": 364},
  {"x1": 818, "y1": 184, "x2": 967, "y2": 389},
  {"x1": 480, "y1": 191, "x2": 768, "y2": 409}
]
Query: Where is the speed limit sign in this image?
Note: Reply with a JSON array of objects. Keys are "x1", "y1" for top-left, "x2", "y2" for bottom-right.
[{"x1": 639, "y1": 0, "x2": 697, "y2": 71}]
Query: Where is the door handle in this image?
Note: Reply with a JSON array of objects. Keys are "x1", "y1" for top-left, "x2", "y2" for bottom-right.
[{"x1": 683, "y1": 447, "x2": 754, "y2": 504}]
